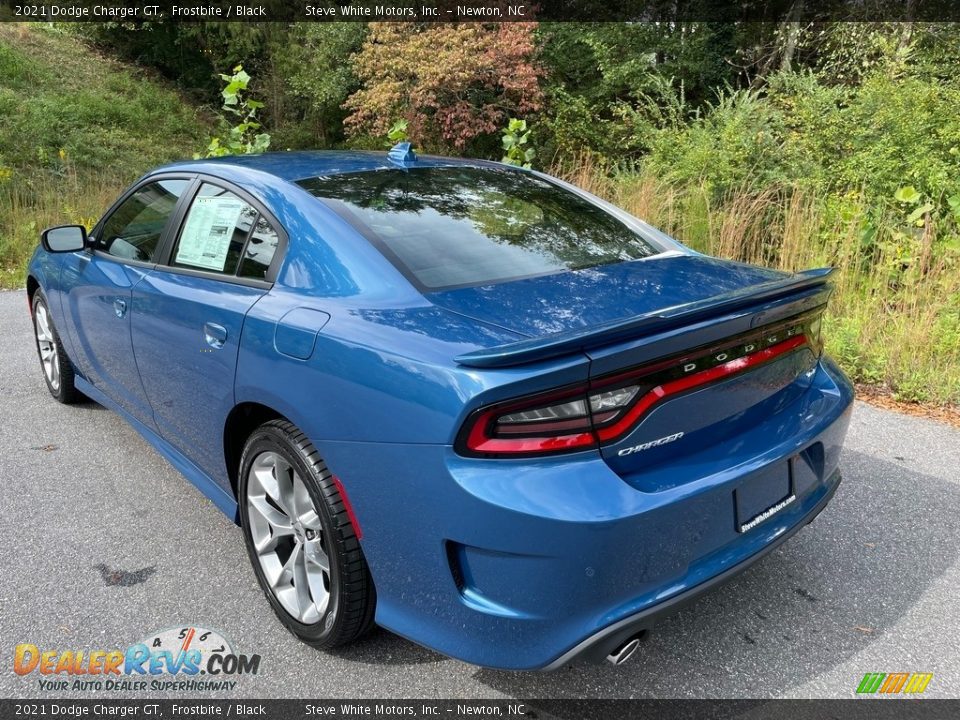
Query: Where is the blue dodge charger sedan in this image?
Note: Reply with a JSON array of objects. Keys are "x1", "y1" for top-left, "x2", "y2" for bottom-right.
[{"x1": 27, "y1": 145, "x2": 853, "y2": 669}]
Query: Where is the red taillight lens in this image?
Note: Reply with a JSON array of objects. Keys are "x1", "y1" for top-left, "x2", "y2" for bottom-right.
[
  {"x1": 456, "y1": 309, "x2": 824, "y2": 458},
  {"x1": 462, "y1": 387, "x2": 598, "y2": 456}
]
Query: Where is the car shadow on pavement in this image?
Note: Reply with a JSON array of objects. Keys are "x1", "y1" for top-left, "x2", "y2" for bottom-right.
[
  {"x1": 74, "y1": 396, "x2": 108, "y2": 411},
  {"x1": 328, "y1": 626, "x2": 448, "y2": 666},
  {"x1": 468, "y1": 449, "x2": 960, "y2": 698}
]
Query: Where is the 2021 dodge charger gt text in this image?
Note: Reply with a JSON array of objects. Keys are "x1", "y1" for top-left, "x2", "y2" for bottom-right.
[{"x1": 27, "y1": 145, "x2": 853, "y2": 670}]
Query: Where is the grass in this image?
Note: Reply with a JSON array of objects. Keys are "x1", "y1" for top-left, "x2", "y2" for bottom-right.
[
  {"x1": 557, "y1": 158, "x2": 960, "y2": 407},
  {"x1": 0, "y1": 24, "x2": 212, "y2": 287}
]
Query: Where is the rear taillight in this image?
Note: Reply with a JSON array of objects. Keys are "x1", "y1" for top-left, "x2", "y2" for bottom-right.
[
  {"x1": 456, "y1": 309, "x2": 824, "y2": 458},
  {"x1": 461, "y1": 387, "x2": 597, "y2": 455}
]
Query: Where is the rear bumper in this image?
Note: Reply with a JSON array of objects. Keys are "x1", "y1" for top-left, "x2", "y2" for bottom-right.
[
  {"x1": 317, "y1": 356, "x2": 855, "y2": 670},
  {"x1": 542, "y1": 469, "x2": 841, "y2": 669}
]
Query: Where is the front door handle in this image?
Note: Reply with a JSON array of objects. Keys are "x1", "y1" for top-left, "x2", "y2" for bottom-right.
[
  {"x1": 203, "y1": 322, "x2": 227, "y2": 349},
  {"x1": 113, "y1": 298, "x2": 127, "y2": 318}
]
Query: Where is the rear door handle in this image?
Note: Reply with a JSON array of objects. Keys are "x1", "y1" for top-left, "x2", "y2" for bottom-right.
[
  {"x1": 113, "y1": 298, "x2": 127, "y2": 318},
  {"x1": 203, "y1": 322, "x2": 227, "y2": 349}
]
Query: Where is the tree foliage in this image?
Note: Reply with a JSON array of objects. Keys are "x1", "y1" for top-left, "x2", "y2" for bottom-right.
[
  {"x1": 343, "y1": 22, "x2": 543, "y2": 153},
  {"x1": 69, "y1": 18, "x2": 960, "y2": 204},
  {"x1": 536, "y1": 22, "x2": 738, "y2": 158},
  {"x1": 281, "y1": 23, "x2": 368, "y2": 145}
]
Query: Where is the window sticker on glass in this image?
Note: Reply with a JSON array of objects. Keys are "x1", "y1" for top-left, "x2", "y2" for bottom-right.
[{"x1": 175, "y1": 195, "x2": 247, "y2": 271}]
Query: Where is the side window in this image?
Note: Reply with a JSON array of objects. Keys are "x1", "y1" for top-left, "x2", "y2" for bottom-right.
[
  {"x1": 98, "y1": 179, "x2": 189, "y2": 261},
  {"x1": 171, "y1": 183, "x2": 256, "y2": 275},
  {"x1": 238, "y1": 214, "x2": 280, "y2": 280}
]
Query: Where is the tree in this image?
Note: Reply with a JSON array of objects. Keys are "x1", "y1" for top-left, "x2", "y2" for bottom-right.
[
  {"x1": 281, "y1": 23, "x2": 369, "y2": 145},
  {"x1": 535, "y1": 22, "x2": 741, "y2": 158},
  {"x1": 343, "y1": 22, "x2": 544, "y2": 153}
]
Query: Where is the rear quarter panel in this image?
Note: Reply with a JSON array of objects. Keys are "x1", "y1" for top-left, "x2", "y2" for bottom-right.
[{"x1": 233, "y1": 289, "x2": 589, "y2": 446}]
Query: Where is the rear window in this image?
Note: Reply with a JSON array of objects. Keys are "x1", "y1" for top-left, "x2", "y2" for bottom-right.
[{"x1": 297, "y1": 166, "x2": 660, "y2": 291}]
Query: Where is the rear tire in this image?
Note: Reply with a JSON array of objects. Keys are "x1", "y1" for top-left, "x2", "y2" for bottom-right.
[
  {"x1": 31, "y1": 291, "x2": 81, "y2": 404},
  {"x1": 238, "y1": 420, "x2": 376, "y2": 648}
]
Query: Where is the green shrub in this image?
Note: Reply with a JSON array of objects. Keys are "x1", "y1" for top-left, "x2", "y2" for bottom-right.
[
  {"x1": 501, "y1": 118, "x2": 536, "y2": 169},
  {"x1": 643, "y1": 87, "x2": 802, "y2": 197},
  {"x1": 197, "y1": 65, "x2": 271, "y2": 158},
  {"x1": 771, "y1": 70, "x2": 960, "y2": 203}
]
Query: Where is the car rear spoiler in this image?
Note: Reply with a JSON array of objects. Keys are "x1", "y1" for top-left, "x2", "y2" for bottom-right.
[{"x1": 455, "y1": 267, "x2": 836, "y2": 368}]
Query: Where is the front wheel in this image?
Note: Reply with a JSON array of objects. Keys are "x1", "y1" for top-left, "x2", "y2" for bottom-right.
[
  {"x1": 238, "y1": 420, "x2": 376, "y2": 648},
  {"x1": 31, "y1": 291, "x2": 81, "y2": 404}
]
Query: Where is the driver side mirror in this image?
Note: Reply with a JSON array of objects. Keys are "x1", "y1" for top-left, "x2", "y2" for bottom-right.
[{"x1": 41, "y1": 225, "x2": 88, "y2": 253}]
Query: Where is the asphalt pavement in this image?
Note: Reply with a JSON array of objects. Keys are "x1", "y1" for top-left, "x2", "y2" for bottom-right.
[{"x1": 1, "y1": 288, "x2": 958, "y2": 699}]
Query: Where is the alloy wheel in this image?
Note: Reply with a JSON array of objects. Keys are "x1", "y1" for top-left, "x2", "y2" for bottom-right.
[
  {"x1": 34, "y1": 303, "x2": 61, "y2": 391},
  {"x1": 245, "y1": 450, "x2": 331, "y2": 624}
]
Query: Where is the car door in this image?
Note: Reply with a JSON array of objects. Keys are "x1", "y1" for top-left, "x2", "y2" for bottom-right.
[
  {"x1": 130, "y1": 180, "x2": 284, "y2": 487},
  {"x1": 59, "y1": 177, "x2": 192, "y2": 428}
]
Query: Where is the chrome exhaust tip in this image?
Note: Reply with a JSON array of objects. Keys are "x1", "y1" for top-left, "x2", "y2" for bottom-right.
[{"x1": 605, "y1": 636, "x2": 641, "y2": 666}]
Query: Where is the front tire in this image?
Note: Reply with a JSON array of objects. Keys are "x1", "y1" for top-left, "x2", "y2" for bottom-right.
[
  {"x1": 31, "y1": 291, "x2": 81, "y2": 404},
  {"x1": 238, "y1": 420, "x2": 375, "y2": 648}
]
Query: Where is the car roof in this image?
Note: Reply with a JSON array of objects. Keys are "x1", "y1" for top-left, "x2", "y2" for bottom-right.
[
  {"x1": 139, "y1": 151, "x2": 521, "y2": 301},
  {"x1": 154, "y1": 150, "x2": 503, "y2": 183}
]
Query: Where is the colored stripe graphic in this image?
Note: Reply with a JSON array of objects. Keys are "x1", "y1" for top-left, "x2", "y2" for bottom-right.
[
  {"x1": 857, "y1": 672, "x2": 933, "y2": 694},
  {"x1": 880, "y1": 673, "x2": 909, "y2": 693},
  {"x1": 904, "y1": 673, "x2": 934, "y2": 694},
  {"x1": 857, "y1": 673, "x2": 886, "y2": 694}
]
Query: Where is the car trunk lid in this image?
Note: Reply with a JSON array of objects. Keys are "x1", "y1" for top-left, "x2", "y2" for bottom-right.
[
  {"x1": 450, "y1": 255, "x2": 833, "y2": 492},
  {"x1": 429, "y1": 254, "x2": 787, "y2": 343}
]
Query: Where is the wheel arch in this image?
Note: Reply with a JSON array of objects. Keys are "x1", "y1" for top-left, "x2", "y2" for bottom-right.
[
  {"x1": 26, "y1": 274, "x2": 40, "y2": 306},
  {"x1": 223, "y1": 401, "x2": 287, "y2": 501}
]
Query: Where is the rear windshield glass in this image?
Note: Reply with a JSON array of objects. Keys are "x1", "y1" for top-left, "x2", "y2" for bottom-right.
[{"x1": 297, "y1": 166, "x2": 660, "y2": 291}]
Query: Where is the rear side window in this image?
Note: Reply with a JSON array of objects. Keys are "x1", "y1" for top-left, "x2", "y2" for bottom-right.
[
  {"x1": 99, "y1": 179, "x2": 189, "y2": 262},
  {"x1": 170, "y1": 183, "x2": 280, "y2": 280},
  {"x1": 297, "y1": 167, "x2": 659, "y2": 290},
  {"x1": 172, "y1": 183, "x2": 255, "y2": 274},
  {"x1": 238, "y1": 214, "x2": 280, "y2": 280}
]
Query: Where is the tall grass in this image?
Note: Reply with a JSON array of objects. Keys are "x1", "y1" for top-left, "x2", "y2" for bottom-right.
[
  {"x1": 0, "y1": 173, "x2": 123, "y2": 287},
  {"x1": 556, "y1": 157, "x2": 960, "y2": 406},
  {"x1": 0, "y1": 24, "x2": 210, "y2": 286}
]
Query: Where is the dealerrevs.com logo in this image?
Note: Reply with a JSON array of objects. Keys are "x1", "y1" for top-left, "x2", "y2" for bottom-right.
[{"x1": 14, "y1": 627, "x2": 261, "y2": 692}]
